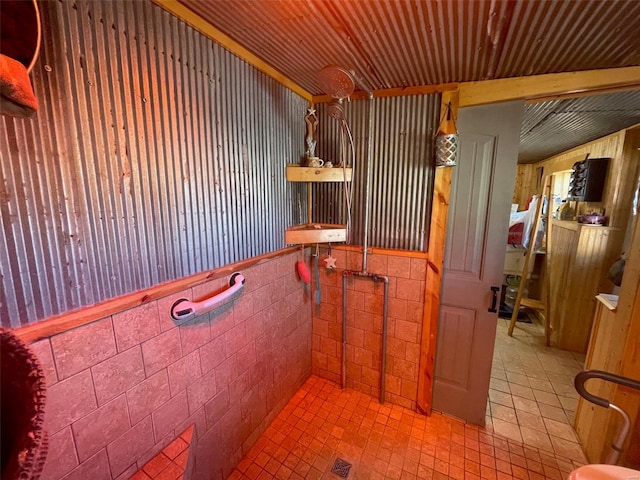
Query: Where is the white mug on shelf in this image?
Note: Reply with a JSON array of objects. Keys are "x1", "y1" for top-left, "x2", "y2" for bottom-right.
[{"x1": 307, "y1": 157, "x2": 324, "y2": 168}]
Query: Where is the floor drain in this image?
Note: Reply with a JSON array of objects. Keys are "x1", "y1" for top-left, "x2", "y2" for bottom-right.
[{"x1": 331, "y1": 458, "x2": 352, "y2": 478}]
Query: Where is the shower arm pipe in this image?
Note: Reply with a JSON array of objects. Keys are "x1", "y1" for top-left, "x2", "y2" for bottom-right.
[
  {"x1": 342, "y1": 270, "x2": 389, "y2": 404},
  {"x1": 170, "y1": 273, "x2": 245, "y2": 322},
  {"x1": 361, "y1": 92, "x2": 374, "y2": 273},
  {"x1": 349, "y1": 69, "x2": 374, "y2": 98}
]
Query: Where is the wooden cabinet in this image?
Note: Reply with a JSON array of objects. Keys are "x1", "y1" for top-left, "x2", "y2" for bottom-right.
[
  {"x1": 574, "y1": 214, "x2": 640, "y2": 467},
  {"x1": 548, "y1": 220, "x2": 621, "y2": 352},
  {"x1": 284, "y1": 164, "x2": 352, "y2": 244}
]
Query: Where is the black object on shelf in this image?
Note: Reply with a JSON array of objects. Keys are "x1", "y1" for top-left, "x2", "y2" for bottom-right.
[{"x1": 567, "y1": 157, "x2": 609, "y2": 202}]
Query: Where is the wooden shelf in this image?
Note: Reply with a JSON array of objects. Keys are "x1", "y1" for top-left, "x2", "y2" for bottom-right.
[
  {"x1": 286, "y1": 164, "x2": 352, "y2": 182},
  {"x1": 285, "y1": 223, "x2": 346, "y2": 244}
]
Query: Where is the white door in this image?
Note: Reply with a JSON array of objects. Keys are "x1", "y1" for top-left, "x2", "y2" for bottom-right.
[{"x1": 432, "y1": 101, "x2": 523, "y2": 425}]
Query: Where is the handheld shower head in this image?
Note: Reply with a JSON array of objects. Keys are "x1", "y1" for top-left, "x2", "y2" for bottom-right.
[
  {"x1": 327, "y1": 99, "x2": 346, "y2": 121},
  {"x1": 318, "y1": 65, "x2": 355, "y2": 99}
]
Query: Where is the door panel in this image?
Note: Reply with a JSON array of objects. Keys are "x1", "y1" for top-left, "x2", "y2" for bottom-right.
[
  {"x1": 435, "y1": 306, "x2": 475, "y2": 387},
  {"x1": 432, "y1": 101, "x2": 523, "y2": 425},
  {"x1": 444, "y1": 135, "x2": 495, "y2": 278}
]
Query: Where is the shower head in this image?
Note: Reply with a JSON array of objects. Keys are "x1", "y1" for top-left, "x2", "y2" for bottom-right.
[
  {"x1": 318, "y1": 65, "x2": 355, "y2": 99},
  {"x1": 327, "y1": 99, "x2": 346, "y2": 121}
]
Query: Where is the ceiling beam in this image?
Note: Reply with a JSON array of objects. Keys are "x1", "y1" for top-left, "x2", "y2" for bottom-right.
[
  {"x1": 312, "y1": 83, "x2": 459, "y2": 104},
  {"x1": 312, "y1": 67, "x2": 640, "y2": 105},
  {"x1": 459, "y1": 66, "x2": 640, "y2": 107},
  {"x1": 151, "y1": 0, "x2": 314, "y2": 103}
]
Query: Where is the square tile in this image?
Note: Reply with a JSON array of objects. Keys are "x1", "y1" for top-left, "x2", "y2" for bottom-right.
[
  {"x1": 51, "y1": 318, "x2": 116, "y2": 380},
  {"x1": 505, "y1": 372, "x2": 530, "y2": 387},
  {"x1": 490, "y1": 403, "x2": 517, "y2": 424},
  {"x1": 490, "y1": 378, "x2": 511, "y2": 394},
  {"x1": 533, "y1": 390, "x2": 561, "y2": 407},
  {"x1": 538, "y1": 404, "x2": 568, "y2": 423},
  {"x1": 509, "y1": 384, "x2": 535, "y2": 401},
  {"x1": 91, "y1": 346, "x2": 145, "y2": 406},
  {"x1": 543, "y1": 418, "x2": 578, "y2": 442},
  {"x1": 527, "y1": 378, "x2": 554, "y2": 393},
  {"x1": 490, "y1": 419, "x2": 522, "y2": 443},
  {"x1": 515, "y1": 410, "x2": 546, "y2": 432},
  {"x1": 488, "y1": 390, "x2": 514, "y2": 408},
  {"x1": 72, "y1": 395, "x2": 130, "y2": 462},
  {"x1": 112, "y1": 303, "x2": 161, "y2": 352},
  {"x1": 46, "y1": 370, "x2": 97, "y2": 434},
  {"x1": 512, "y1": 396, "x2": 540, "y2": 415}
]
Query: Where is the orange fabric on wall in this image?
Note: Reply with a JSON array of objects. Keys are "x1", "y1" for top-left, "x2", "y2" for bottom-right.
[{"x1": 0, "y1": 53, "x2": 38, "y2": 117}]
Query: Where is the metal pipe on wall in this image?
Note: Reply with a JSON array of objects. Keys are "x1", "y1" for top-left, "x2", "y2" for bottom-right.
[
  {"x1": 361, "y1": 93, "x2": 374, "y2": 273},
  {"x1": 342, "y1": 270, "x2": 389, "y2": 404},
  {"x1": 340, "y1": 84, "x2": 392, "y2": 404}
]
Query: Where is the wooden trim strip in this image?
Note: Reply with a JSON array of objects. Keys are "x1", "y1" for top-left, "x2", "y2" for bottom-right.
[
  {"x1": 416, "y1": 90, "x2": 458, "y2": 414},
  {"x1": 459, "y1": 67, "x2": 640, "y2": 108},
  {"x1": 332, "y1": 244, "x2": 428, "y2": 259},
  {"x1": 313, "y1": 68, "x2": 640, "y2": 106},
  {"x1": 150, "y1": 0, "x2": 313, "y2": 102},
  {"x1": 14, "y1": 247, "x2": 298, "y2": 344},
  {"x1": 312, "y1": 83, "x2": 459, "y2": 104}
]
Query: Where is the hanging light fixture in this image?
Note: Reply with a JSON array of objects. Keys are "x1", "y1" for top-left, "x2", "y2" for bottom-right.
[{"x1": 435, "y1": 101, "x2": 459, "y2": 167}]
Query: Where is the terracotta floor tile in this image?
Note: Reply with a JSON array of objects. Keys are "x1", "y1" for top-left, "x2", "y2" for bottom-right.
[
  {"x1": 481, "y1": 465, "x2": 497, "y2": 480},
  {"x1": 236, "y1": 457, "x2": 253, "y2": 473},
  {"x1": 254, "y1": 452, "x2": 270, "y2": 468},
  {"x1": 227, "y1": 376, "x2": 585, "y2": 480},
  {"x1": 255, "y1": 470, "x2": 274, "y2": 480},
  {"x1": 465, "y1": 459, "x2": 481, "y2": 475},
  {"x1": 245, "y1": 463, "x2": 262, "y2": 479},
  {"x1": 263, "y1": 457, "x2": 280, "y2": 475}
]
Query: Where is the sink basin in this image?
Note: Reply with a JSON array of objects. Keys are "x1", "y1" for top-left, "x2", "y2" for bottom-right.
[{"x1": 568, "y1": 464, "x2": 640, "y2": 480}]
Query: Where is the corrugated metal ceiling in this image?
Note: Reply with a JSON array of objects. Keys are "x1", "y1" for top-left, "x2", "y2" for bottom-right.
[
  {"x1": 176, "y1": 0, "x2": 640, "y2": 162},
  {"x1": 519, "y1": 90, "x2": 640, "y2": 163},
  {"x1": 179, "y1": 0, "x2": 640, "y2": 93}
]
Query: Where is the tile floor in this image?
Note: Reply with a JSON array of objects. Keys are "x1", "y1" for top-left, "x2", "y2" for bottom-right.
[
  {"x1": 229, "y1": 374, "x2": 585, "y2": 480},
  {"x1": 487, "y1": 318, "x2": 586, "y2": 463}
]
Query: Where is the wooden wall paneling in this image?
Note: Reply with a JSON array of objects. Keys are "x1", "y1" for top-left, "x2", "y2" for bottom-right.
[
  {"x1": 574, "y1": 302, "x2": 619, "y2": 462},
  {"x1": 575, "y1": 213, "x2": 640, "y2": 466},
  {"x1": 615, "y1": 214, "x2": 640, "y2": 467},
  {"x1": 548, "y1": 222, "x2": 577, "y2": 344},
  {"x1": 512, "y1": 164, "x2": 536, "y2": 210},
  {"x1": 609, "y1": 128, "x2": 640, "y2": 229},
  {"x1": 555, "y1": 224, "x2": 621, "y2": 352}
]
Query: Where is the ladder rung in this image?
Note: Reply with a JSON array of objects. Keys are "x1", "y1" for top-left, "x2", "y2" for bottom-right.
[{"x1": 520, "y1": 297, "x2": 545, "y2": 310}]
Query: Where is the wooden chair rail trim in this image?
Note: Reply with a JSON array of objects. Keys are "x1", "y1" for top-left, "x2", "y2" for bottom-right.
[
  {"x1": 331, "y1": 244, "x2": 428, "y2": 260},
  {"x1": 13, "y1": 244, "x2": 429, "y2": 344},
  {"x1": 14, "y1": 247, "x2": 299, "y2": 344}
]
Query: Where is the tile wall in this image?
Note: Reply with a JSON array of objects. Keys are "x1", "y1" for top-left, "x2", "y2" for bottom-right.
[
  {"x1": 311, "y1": 249, "x2": 427, "y2": 410},
  {"x1": 30, "y1": 251, "x2": 311, "y2": 480}
]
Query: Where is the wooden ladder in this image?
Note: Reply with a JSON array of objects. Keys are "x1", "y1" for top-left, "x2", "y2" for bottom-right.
[{"x1": 507, "y1": 176, "x2": 553, "y2": 345}]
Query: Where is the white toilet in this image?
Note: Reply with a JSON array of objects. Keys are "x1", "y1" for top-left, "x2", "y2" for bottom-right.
[{"x1": 569, "y1": 464, "x2": 640, "y2": 480}]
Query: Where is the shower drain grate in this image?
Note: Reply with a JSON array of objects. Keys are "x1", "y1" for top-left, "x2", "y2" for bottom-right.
[{"x1": 331, "y1": 458, "x2": 352, "y2": 478}]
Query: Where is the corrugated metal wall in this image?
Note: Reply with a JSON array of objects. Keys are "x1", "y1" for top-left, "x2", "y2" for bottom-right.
[
  {"x1": 313, "y1": 95, "x2": 440, "y2": 251},
  {"x1": 0, "y1": 0, "x2": 307, "y2": 327}
]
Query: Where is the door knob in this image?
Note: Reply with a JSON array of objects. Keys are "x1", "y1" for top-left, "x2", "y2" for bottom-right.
[{"x1": 488, "y1": 286, "x2": 500, "y2": 313}]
